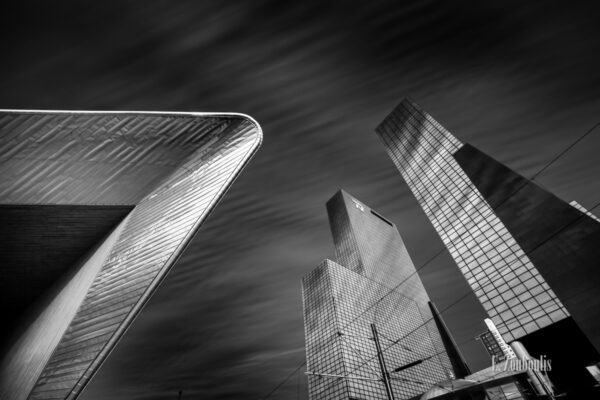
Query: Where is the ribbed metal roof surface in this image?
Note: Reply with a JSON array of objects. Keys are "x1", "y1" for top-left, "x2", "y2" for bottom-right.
[
  {"x1": 0, "y1": 111, "x2": 262, "y2": 400},
  {"x1": 0, "y1": 111, "x2": 259, "y2": 205}
]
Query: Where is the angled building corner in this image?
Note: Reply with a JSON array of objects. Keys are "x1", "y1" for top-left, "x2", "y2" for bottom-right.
[
  {"x1": 303, "y1": 190, "x2": 457, "y2": 400},
  {"x1": 375, "y1": 98, "x2": 600, "y2": 395},
  {"x1": 0, "y1": 110, "x2": 262, "y2": 400}
]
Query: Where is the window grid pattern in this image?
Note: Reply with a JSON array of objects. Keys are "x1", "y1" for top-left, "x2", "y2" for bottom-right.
[
  {"x1": 303, "y1": 263, "x2": 350, "y2": 400},
  {"x1": 328, "y1": 191, "x2": 430, "y2": 306},
  {"x1": 328, "y1": 194, "x2": 365, "y2": 276},
  {"x1": 479, "y1": 331, "x2": 507, "y2": 362},
  {"x1": 569, "y1": 200, "x2": 600, "y2": 223},
  {"x1": 376, "y1": 100, "x2": 568, "y2": 342},
  {"x1": 303, "y1": 260, "x2": 452, "y2": 400},
  {"x1": 485, "y1": 383, "x2": 525, "y2": 400},
  {"x1": 467, "y1": 366, "x2": 526, "y2": 399}
]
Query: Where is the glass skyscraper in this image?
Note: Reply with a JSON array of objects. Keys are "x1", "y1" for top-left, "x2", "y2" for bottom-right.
[
  {"x1": 478, "y1": 319, "x2": 516, "y2": 363},
  {"x1": 376, "y1": 98, "x2": 600, "y2": 394},
  {"x1": 302, "y1": 190, "x2": 456, "y2": 400},
  {"x1": 326, "y1": 190, "x2": 431, "y2": 304},
  {"x1": 376, "y1": 99, "x2": 568, "y2": 343}
]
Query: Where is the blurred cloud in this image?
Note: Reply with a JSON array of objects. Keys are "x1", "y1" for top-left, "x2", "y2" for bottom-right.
[{"x1": 2, "y1": 0, "x2": 600, "y2": 398}]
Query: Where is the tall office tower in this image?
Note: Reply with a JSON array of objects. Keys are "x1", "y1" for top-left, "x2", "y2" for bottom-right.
[
  {"x1": 478, "y1": 319, "x2": 517, "y2": 363},
  {"x1": 326, "y1": 190, "x2": 430, "y2": 303},
  {"x1": 376, "y1": 98, "x2": 600, "y2": 394},
  {"x1": 0, "y1": 110, "x2": 262, "y2": 400},
  {"x1": 302, "y1": 191, "x2": 464, "y2": 400}
]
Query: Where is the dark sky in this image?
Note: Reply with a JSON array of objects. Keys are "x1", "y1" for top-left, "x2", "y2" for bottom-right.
[{"x1": 2, "y1": 1, "x2": 600, "y2": 399}]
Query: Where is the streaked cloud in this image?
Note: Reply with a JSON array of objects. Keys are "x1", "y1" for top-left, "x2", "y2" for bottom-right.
[{"x1": 1, "y1": 1, "x2": 599, "y2": 398}]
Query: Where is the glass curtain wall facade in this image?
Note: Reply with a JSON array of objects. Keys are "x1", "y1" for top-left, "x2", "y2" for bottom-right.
[
  {"x1": 326, "y1": 190, "x2": 430, "y2": 303},
  {"x1": 569, "y1": 200, "x2": 600, "y2": 223},
  {"x1": 478, "y1": 319, "x2": 516, "y2": 363},
  {"x1": 375, "y1": 99, "x2": 568, "y2": 343},
  {"x1": 302, "y1": 191, "x2": 454, "y2": 400},
  {"x1": 303, "y1": 260, "x2": 451, "y2": 400}
]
